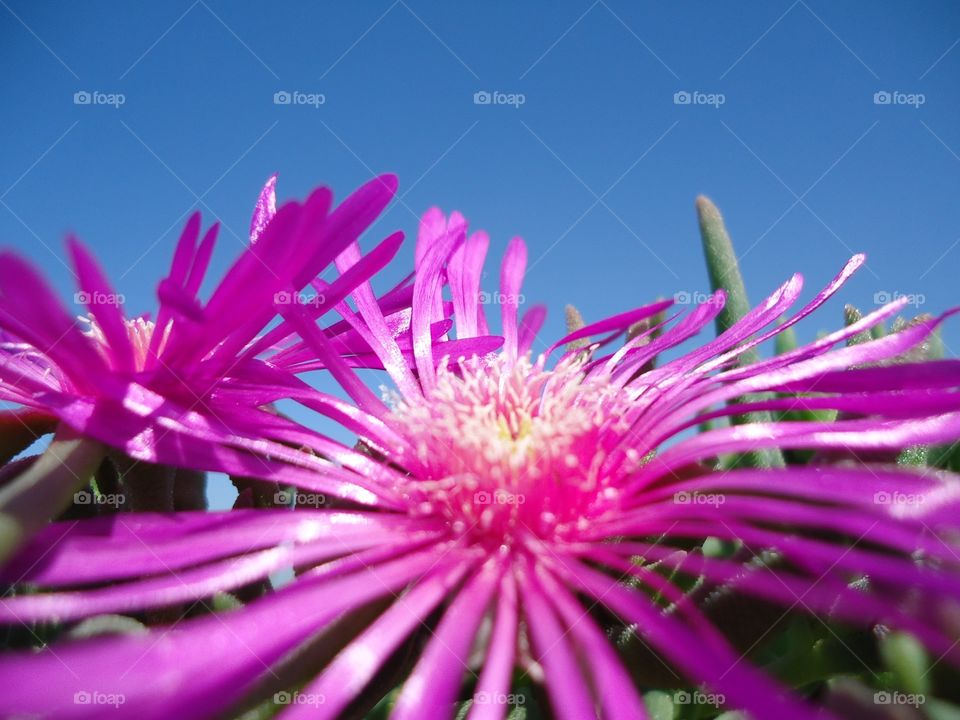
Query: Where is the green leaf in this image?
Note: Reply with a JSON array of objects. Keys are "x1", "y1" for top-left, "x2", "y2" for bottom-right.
[
  {"x1": 702, "y1": 537, "x2": 738, "y2": 559},
  {"x1": 879, "y1": 631, "x2": 930, "y2": 695},
  {"x1": 644, "y1": 690, "x2": 675, "y2": 720},
  {"x1": 925, "y1": 699, "x2": 960, "y2": 720},
  {"x1": 821, "y1": 677, "x2": 906, "y2": 719},
  {"x1": 696, "y1": 196, "x2": 750, "y2": 336},
  {"x1": 67, "y1": 614, "x2": 147, "y2": 639},
  {"x1": 507, "y1": 708, "x2": 528, "y2": 720},
  {"x1": 930, "y1": 442, "x2": 960, "y2": 471},
  {"x1": 889, "y1": 314, "x2": 943, "y2": 364},
  {"x1": 564, "y1": 304, "x2": 590, "y2": 352},
  {"x1": 210, "y1": 592, "x2": 244, "y2": 613},
  {"x1": 696, "y1": 196, "x2": 785, "y2": 469},
  {"x1": 844, "y1": 305, "x2": 873, "y2": 347},
  {"x1": 774, "y1": 323, "x2": 798, "y2": 355},
  {"x1": 927, "y1": 326, "x2": 946, "y2": 360},
  {"x1": 896, "y1": 446, "x2": 929, "y2": 467}
]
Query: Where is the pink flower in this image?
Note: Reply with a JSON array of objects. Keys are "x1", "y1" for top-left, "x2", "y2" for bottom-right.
[
  {"x1": 0, "y1": 175, "x2": 401, "y2": 475},
  {"x1": 1, "y1": 207, "x2": 959, "y2": 720}
]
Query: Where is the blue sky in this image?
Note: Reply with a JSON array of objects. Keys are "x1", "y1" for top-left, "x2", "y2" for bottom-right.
[{"x1": 2, "y1": 1, "x2": 959, "y2": 507}]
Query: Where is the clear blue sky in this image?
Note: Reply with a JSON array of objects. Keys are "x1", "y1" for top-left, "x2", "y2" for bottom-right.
[{"x1": 2, "y1": 1, "x2": 959, "y2": 507}]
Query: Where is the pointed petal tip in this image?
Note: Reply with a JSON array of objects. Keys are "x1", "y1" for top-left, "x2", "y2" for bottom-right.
[
  {"x1": 508, "y1": 235, "x2": 527, "y2": 250},
  {"x1": 374, "y1": 173, "x2": 399, "y2": 196},
  {"x1": 422, "y1": 206, "x2": 446, "y2": 222},
  {"x1": 258, "y1": 173, "x2": 278, "y2": 199},
  {"x1": 64, "y1": 233, "x2": 84, "y2": 254},
  {"x1": 304, "y1": 185, "x2": 333, "y2": 210},
  {"x1": 384, "y1": 229, "x2": 405, "y2": 248},
  {"x1": 64, "y1": 234, "x2": 96, "y2": 270},
  {"x1": 248, "y1": 177, "x2": 279, "y2": 245}
]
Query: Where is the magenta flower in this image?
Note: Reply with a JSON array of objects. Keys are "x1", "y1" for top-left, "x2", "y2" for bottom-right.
[
  {"x1": 0, "y1": 175, "x2": 408, "y2": 552},
  {"x1": 0, "y1": 174, "x2": 404, "y2": 464},
  {"x1": 1, "y1": 207, "x2": 959, "y2": 719}
]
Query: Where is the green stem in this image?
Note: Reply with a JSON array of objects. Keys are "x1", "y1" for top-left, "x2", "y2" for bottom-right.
[
  {"x1": 0, "y1": 430, "x2": 104, "y2": 565},
  {"x1": 114, "y1": 456, "x2": 175, "y2": 512},
  {"x1": 173, "y1": 469, "x2": 207, "y2": 511}
]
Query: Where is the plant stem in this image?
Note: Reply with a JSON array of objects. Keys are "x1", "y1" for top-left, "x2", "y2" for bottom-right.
[{"x1": 0, "y1": 429, "x2": 104, "y2": 565}]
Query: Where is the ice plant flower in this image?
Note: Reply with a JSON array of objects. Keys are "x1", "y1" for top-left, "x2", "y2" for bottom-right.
[
  {"x1": 0, "y1": 175, "x2": 408, "y2": 551},
  {"x1": 1, "y1": 208, "x2": 960, "y2": 719}
]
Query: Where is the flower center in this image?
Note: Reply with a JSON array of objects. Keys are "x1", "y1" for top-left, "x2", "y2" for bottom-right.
[
  {"x1": 388, "y1": 354, "x2": 635, "y2": 545},
  {"x1": 81, "y1": 316, "x2": 165, "y2": 373}
]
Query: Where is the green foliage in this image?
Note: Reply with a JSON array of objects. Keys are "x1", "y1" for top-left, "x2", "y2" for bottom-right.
[{"x1": 696, "y1": 195, "x2": 785, "y2": 469}]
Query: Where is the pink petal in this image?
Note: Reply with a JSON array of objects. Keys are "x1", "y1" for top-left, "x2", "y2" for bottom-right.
[
  {"x1": 499, "y1": 236, "x2": 527, "y2": 362},
  {"x1": 392, "y1": 558, "x2": 504, "y2": 720},
  {"x1": 249, "y1": 173, "x2": 278, "y2": 243}
]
